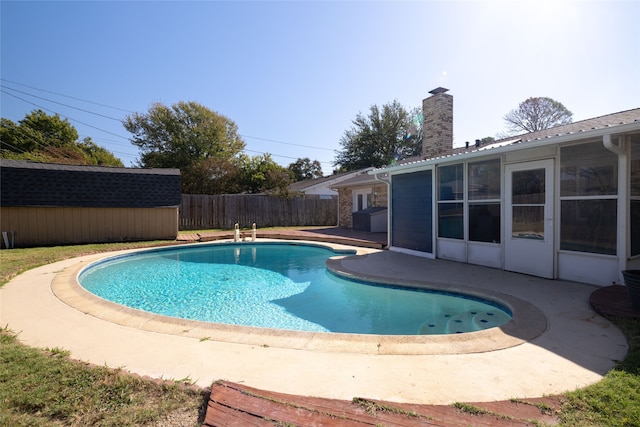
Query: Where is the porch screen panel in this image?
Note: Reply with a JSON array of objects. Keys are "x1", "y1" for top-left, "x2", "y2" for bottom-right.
[
  {"x1": 631, "y1": 136, "x2": 640, "y2": 256},
  {"x1": 560, "y1": 141, "x2": 618, "y2": 255},
  {"x1": 391, "y1": 170, "x2": 433, "y2": 253}
]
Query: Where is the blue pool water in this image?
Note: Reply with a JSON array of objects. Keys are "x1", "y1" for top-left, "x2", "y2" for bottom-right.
[{"x1": 79, "y1": 243, "x2": 511, "y2": 335}]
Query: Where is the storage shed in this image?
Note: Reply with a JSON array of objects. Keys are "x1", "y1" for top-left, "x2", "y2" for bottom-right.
[{"x1": 0, "y1": 160, "x2": 181, "y2": 247}]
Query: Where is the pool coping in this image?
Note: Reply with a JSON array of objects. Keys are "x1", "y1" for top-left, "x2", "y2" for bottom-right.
[{"x1": 51, "y1": 239, "x2": 547, "y2": 355}]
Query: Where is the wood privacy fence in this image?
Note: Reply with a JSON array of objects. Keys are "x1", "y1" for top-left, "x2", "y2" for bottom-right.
[{"x1": 179, "y1": 194, "x2": 338, "y2": 230}]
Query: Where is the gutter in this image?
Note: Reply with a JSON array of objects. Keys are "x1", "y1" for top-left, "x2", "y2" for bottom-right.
[
  {"x1": 370, "y1": 120, "x2": 640, "y2": 176},
  {"x1": 602, "y1": 133, "x2": 624, "y2": 155},
  {"x1": 373, "y1": 172, "x2": 391, "y2": 248}
]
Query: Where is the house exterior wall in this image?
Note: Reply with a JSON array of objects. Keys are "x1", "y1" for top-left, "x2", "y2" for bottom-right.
[
  {"x1": 372, "y1": 184, "x2": 388, "y2": 207},
  {"x1": 383, "y1": 127, "x2": 640, "y2": 286},
  {"x1": 0, "y1": 206, "x2": 178, "y2": 248},
  {"x1": 337, "y1": 184, "x2": 388, "y2": 228},
  {"x1": 337, "y1": 188, "x2": 353, "y2": 228}
]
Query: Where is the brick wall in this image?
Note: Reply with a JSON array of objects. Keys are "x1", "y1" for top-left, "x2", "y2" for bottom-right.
[
  {"x1": 422, "y1": 89, "x2": 453, "y2": 158},
  {"x1": 371, "y1": 184, "x2": 388, "y2": 208},
  {"x1": 337, "y1": 184, "x2": 388, "y2": 228},
  {"x1": 338, "y1": 188, "x2": 353, "y2": 228}
]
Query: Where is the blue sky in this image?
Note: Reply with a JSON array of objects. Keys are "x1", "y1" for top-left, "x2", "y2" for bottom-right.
[{"x1": 2, "y1": 1, "x2": 639, "y2": 174}]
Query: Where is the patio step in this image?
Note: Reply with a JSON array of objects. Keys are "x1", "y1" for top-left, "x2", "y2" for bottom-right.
[{"x1": 203, "y1": 380, "x2": 562, "y2": 427}]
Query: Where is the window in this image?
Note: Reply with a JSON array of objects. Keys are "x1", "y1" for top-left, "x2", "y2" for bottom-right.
[
  {"x1": 468, "y1": 159, "x2": 501, "y2": 243},
  {"x1": 438, "y1": 164, "x2": 463, "y2": 239},
  {"x1": 561, "y1": 200, "x2": 617, "y2": 254},
  {"x1": 469, "y1": 203, "x2": 500, "y2": 242},
  {"x1": 560, "y1": 141, "x2": 618, "y2": 255},
  {"x1": 468, "y1": 159, "x2": 500, "y2": 200},
  {"x1": 560, "y1": 143, "x2": 617, "y2": 196},
  {"x1": 631, "y1": 136, "x2": 640, "y2": 256}
]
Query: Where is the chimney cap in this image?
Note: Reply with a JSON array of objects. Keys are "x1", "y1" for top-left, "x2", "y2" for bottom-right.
[{"x1": 429, "y1": 87, "x2": 449, "y2": 95}]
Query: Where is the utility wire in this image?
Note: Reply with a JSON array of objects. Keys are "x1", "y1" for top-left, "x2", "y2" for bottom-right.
[
  {"x1": 242, "y1": 148, "x2": 333, "y2": 166},
  {"x1": 1, "y1": 84, "x2": 123, "y2": 121},
  {"x1": 1, "y1": 122, "x2": 78, "y2": 161},
  {"x1": 2, "y1": 80, "x2": 336, "y2": 165},
  {"x1": 0, "y1": 78, "x2": 134, "y2": 113},
  {"x1": 1, "y1": 90, "x2": 131, "y2": 140},
  {"x1": 3, "y1": 79, "x2": 334, "y2": 153},
  {"x1": 241, "y1": 134, "x2": 333, "y2": 151}
]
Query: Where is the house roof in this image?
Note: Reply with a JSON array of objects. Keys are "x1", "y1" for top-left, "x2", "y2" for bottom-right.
[
  {"x1": 288, "y1": 173, "x2": 345, "y2": 192},
  {"x1": 330, "y1": 169, "x2": 381, "y2": 189},
  {"x1": 372, "y1": 107, "x2": 640, "y2": 174},
  {"x1": 288, "y1": 168, "x2": 373, "y2": 192},
  {"x1": 0, "y1": 159, "x2": 182, "y2": 208},
  {"x1": 500, "y1": 108, "x2": 640, "y2": 143}
]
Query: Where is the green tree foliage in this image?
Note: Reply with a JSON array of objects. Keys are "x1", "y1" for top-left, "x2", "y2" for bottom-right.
[
  {"x1": 503, "y1": 97, "x2": 573, "y2": 135},
  {"x1": 77, "y1": 137, "x2": 124, "y2": 166},
  {"x1": 288, "y1": 157, "x2": 323, "y2": 181},
  {"x1": 0, "y1": 110, "x2": 123, "y2": 166},
  {"x1": 334, "y1": 100, "x2": 422, "y2": 171},
  {"x1": 238, "y1": 153, "x2": 291, "y2": 196},
  {"x1": 123, "y1": 101, "x2": 245, "y2": 192},
  {"x1": 182, "y1": 156, "x2": 242, "y2": 195},
  {"x1": 123, "y1": 101, "x2": 244, "y2": 169}
]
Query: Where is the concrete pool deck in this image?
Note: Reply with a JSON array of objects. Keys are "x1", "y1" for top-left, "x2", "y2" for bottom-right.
[{"x1": 0, "y1": 240, "x2": 629, "y2": 404}]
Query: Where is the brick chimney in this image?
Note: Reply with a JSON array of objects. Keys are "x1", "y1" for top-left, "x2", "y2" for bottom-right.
[{"x1": 422, "y1": 87, "x2": 453, "y2": 158}]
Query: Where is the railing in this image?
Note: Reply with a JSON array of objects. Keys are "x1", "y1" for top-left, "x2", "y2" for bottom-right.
[{"x1": 179, "y1": 194, "x2": 338, "y2": 230}]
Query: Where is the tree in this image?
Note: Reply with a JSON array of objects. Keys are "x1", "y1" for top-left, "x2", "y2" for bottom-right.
[
  {"x1": 77, "y1": 137, "x2": 124, "y2": 166},
  {"x1": 0, "y1": 111, "x2": 122, "y2": 166},
  {"x1": 334, "y1": 100, "x2": 421, "y2": 171},
  {"x1": 19, "y1": 109, "x2": 79, "y2": 148},
  {"x1": 123, "y1": 101, "x2": 245, "y2": 192},
  {"x1": 288, "y1": 157, "x2": 323, "y2": 181},
  {"x1": 238, "y1": 153, "x2": 291, "y2": 195},
  {"x1": 503, "y1": 97, "x2": 573, "y2": 135},
  {"x1": 182, "y1": 156, "x2": 242, "y2": 195}
]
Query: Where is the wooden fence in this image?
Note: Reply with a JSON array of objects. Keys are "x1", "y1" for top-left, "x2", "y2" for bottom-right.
[{"x1": 179, "y1": 194, "x2": 338, "y2": 230}]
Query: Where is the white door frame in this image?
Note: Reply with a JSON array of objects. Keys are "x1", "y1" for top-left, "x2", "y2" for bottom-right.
[
  {"x1": 352, "y1": 188, "x2": 372, "y2": 211},
  {"x1": 504, "y1": 159, "x2": 555, "y2": 278}
]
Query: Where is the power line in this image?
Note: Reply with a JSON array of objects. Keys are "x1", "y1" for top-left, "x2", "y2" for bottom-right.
[
  {"x1": 1, "y1": 90, "x2": 131, "y2": 140},
  {"x1": 1, "y1": 84, "x2": 123, "y2": 121},
  {"x1": 0, "y1": 78, "x2": 134, "y2": 113},
  {"x1": 1, "y1": 122, "x2": 79, "y2": 161},
  {"x1": 2, "y1": 79, "x2": 335, "y2": 153},
  {"x1": 2, "y1": 80, "x2": 337, "y2": 166},
  {"x1": 242, "y1": 148, "x2": 333, "y2": 166},
  {"x1": 241, "y1": 134, "x2": 333, "y2": 151}
]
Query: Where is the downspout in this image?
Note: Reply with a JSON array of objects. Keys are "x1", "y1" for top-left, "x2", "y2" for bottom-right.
[
  {"x1": 374, "y1": 172, "x2": 391, "y2": 248},
  {"x1": 603, "y1": 134, "x2": 628, "y2": 282}
]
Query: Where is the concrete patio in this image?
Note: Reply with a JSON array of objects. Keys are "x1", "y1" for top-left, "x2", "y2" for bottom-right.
[{"x1": 0, "y1": 237, "x2": 629, "y2": 405}]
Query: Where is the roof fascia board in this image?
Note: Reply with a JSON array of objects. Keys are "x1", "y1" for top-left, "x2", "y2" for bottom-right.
[
  {"x1": 370, "y1": 120, "x2": 640, "y2": 175},
  {"x1": 302, "y1": 168, "x2": 373, "y2": 190}
]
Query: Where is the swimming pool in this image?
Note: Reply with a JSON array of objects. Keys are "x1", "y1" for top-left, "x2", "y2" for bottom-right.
[{"x1": 79, "y1": 242, "x2": 512, "y2": 335}]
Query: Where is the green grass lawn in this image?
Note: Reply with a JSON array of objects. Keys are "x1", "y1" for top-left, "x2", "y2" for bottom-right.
[{"x1": 1, "y1": 239, "x2": 638, "y2": 426}]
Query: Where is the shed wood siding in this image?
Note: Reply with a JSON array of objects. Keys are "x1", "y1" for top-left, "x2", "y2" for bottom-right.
[
  {"x1": 391, "y1": 170, "x2": 433, "y2": 253},
  {"x1": 1, "y1": 207, "x2": 178, "y2": 247}
]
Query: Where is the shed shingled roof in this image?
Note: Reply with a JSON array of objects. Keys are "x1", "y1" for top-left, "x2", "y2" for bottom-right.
[{"x1": 0, "y1": 160, "x2": 181, "y2": 208}]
